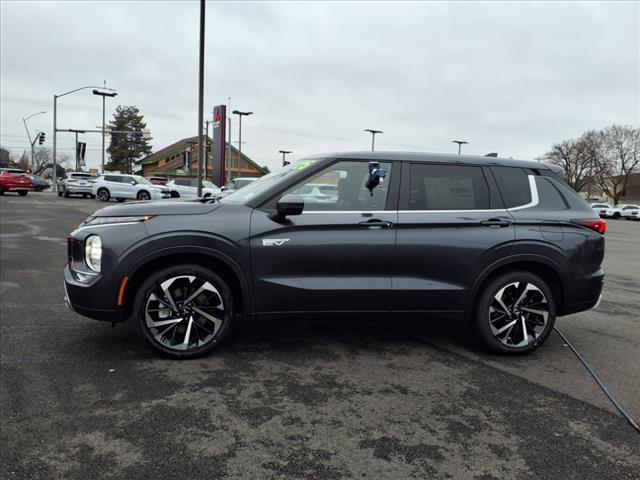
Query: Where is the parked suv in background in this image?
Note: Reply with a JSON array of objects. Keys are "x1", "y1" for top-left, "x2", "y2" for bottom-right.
[
  {"x1": 58, "y1": 171, "x2": 95, "y2": 198},
  {"x1": 0, "y1": 169, "x2": 33, "y2": 196},
  {"x1": 93, "y1": 174, "x2": 170, "y2": 202},
  {"x1": 165, "y1": 178, "x2": 220, "y2": 198},
  {"x1": 65, "y1": 152, "x2": 605, "y2": 359}
]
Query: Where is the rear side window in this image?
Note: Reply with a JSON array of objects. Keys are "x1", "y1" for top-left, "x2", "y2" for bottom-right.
[
  {"x1": 104, "y1": 175, "x2": 121, "y2": 182},
  {"x1": 491, "y1": 167, "x2": 532, "y2": 208},
  {"x1": 535, "y1": 177, "x2": 569, "y2": 210},
  {"x1": 409, "y1": 164, "x2": 490, "y2": 210}
]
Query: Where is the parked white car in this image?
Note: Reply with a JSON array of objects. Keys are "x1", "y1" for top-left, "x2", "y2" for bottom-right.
[
  {"x1": 620, "y1": 204, "x2": 640, "y2": 220},
  {"x1": 594, "y1": 203, "x2": 640, "y2": 219},
  {"x1": 165, "y1": 178, "x2": 220, "y2": 198},
  {"x1": 93, "y1": 174, "x2": 170, "y2": 202},
  {"x1": 292, "y1": 183, "x2": 339, "y2": 205},
  {"x1": 58, "y1": 171, "x2": 95, "y2": 198}
]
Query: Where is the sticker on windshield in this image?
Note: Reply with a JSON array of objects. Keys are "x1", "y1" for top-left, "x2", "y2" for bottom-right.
[{"x1": 292, "y1": 160, "x2": 317, "y2": 171}]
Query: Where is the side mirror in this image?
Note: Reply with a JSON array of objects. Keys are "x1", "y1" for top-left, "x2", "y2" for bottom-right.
[
  {"x1": 270, "y1": 194, "x2": 304, "y2": 221},
  {"x1": 365, "y1": 161, "x2": 387, "y2": 194},
  {"x1": 220, "y1": 186, "x2": 227, "y2": 191}
]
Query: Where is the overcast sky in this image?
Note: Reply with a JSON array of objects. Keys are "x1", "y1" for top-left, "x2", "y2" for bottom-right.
[{"x1": 1, "y1": 0, "x2": 638, "y2": 173}]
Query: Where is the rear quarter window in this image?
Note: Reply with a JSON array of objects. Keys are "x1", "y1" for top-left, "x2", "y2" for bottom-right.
[{"x1": 491, "y1": 166, "x2": 532, "y2": 208}]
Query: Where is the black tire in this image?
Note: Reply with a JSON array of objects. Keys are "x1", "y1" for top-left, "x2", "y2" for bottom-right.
[
  {"x1": 90, "y1": 194, "x2": 96, "y2": 199},
  {"x1": 116, "y1": 198, "x2": 125, "y2": 203},
  {"x1": 613, "y1": 212, "x2": 621, "y2": 219},
  {"x1": 57, "y1": 191, "x2": 62, "y2": 197},
  {"x1": 137, "y1": 190, "x2": 151, "y2": 201},
  {"x1": 473, "y1": 271, "x2": 555, "y2": 355},
  {"x1": 132, "y1": 264, "x2": 235, "y2": 359},
  {"x1": 170, "y1": 191, "x2": 180, "y2": 198},
  {"x1": 0, "y1": 189, "x2": 4, "y2": 196},
  {"x1": 18, "y1": 190, "x2": 28, "y2": 197},
  {"x1": 97, "y1": 188, "x2": 110, "y2": 202},
  {"x1": 82, "y1": 193, "x2": 87, "y2": 199},
  {"x1": 203, "y1": 193, "x2": 211, "y2": 199}
]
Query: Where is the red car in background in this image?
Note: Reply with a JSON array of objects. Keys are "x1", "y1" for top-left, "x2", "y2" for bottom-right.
[{"x1": 0, "y1": 169, "x2": 34, "y2": 196}]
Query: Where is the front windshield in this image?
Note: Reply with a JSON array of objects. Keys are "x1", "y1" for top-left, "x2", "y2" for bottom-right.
[
  {"x1": 222, "y1": 159, "x2": 319, "y2": 204},
  {"x1": 133, "y1": 175, "x2": 150, "y2": 184}
]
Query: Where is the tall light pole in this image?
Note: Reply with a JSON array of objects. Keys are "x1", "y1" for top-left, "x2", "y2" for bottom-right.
[
  {"x1": 452, "y1": 140, "x2": 468, "y2": 155},
  {"x1": 196, "y1": 0, "x2": 206, "y2": 197},
  {"x1": 279, "y1": 150, "x2": 292, "y2": 166},
  {"x1": 364, "y1": 129, "x2": 383, "y2": 151},
  {"x1": 93, "y1": 87, "x2": 118, "y2": 174},
  {"x1": 232, "y1": 110, "x2": 253, "y2": 155},
  {"x1": 52, "y1": 85, "x2": 115, "y2": 191},
  {"x1": 22, "y1": 111, "x2": 46, "y2": 171}
]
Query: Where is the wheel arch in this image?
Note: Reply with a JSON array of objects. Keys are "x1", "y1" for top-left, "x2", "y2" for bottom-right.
[
  {"x1": 466, "y1": 254, "x2": 566, "y2": 321},
  {"x1": 120, "y1": 246, "x2": 252, "y2": 321}
]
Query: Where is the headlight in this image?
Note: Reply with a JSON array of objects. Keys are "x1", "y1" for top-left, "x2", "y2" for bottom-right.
[
  {"x1": 83, "y1": 215, "x2": 153, "y2": 226},
  {"x1": 85, "y1": 235, "x2": 102, "y2": 272}
]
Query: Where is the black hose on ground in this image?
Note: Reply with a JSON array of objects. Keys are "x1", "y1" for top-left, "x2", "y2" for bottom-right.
[{"x1": 555, "y1": 326, "x2": 640, "y2": 434}]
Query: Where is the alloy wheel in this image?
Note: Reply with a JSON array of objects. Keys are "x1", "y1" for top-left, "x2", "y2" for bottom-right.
[
  {"x1": 489, "y1": 281, "x2": 549, "y2": 348},
  {"x1": 138, "y1": 191, "x2": 151, "y2": 200},
  {"x1": 144, "y1": 275, "x2": 225, "y2": 352},
  {"x1": 97, "y1": 189, "x2": 109, "y2": 201}
]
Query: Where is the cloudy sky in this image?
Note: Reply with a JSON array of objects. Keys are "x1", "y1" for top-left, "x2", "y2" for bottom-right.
[{"x1": 1, "y1": 1, "x2": 638, "y2": 172}]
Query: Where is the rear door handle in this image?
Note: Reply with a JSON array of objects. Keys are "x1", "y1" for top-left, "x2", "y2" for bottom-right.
[
  {"x1": 480, "y1": 218, "x2": 511, "y2": 228},
  {"x1": 358, "y1": 219, "x2": 393, "y2": 229}
]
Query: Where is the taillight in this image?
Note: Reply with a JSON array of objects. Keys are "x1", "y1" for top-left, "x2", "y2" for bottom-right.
[
  {"x1": 67, "y1": 179, "x2": 77, "y2": 183},
  {"x1": 575, "y1": 219, "x2": 606, "y2": 234}
]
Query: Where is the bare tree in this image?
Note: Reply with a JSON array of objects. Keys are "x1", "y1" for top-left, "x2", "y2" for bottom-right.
[
  {"x1": 542, "y1": 133, "x2": 603, "y2": 193},
  {"x1": 32, "y1": 147, "x2": 52, "y2": 175},
  {"x1": 594, "y1": 125, "x2": 640, "y2": 205}
]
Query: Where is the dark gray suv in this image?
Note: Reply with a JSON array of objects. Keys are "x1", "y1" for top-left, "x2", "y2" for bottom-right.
[{"x1": 64, "y1": 152, "x2": 605, "y2": 358}]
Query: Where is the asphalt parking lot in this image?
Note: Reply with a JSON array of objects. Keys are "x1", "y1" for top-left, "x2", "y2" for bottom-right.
[{"x1": 1, "y1": 192, "x2": 639, "y2": 479}]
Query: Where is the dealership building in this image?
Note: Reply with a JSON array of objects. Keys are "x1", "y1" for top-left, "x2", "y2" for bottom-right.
[{"x1": 137, "y1": 136, "x2": 268, "y2": 184}]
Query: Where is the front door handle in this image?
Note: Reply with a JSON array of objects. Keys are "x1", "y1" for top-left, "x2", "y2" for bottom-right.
[
  {"x1": 481, "y1": 218, "x2": 511, "y2": 228},
  {"x1": 358, "y1": 219, "x2": 393, "y2": 229}
]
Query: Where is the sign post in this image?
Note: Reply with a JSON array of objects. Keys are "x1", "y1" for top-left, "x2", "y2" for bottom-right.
[{"x1": 212, "y1": 105, "x2": 226, "y2": 188}]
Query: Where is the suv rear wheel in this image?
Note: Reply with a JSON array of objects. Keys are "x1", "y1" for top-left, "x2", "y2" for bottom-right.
[
  {"x1": 133, "y1": 264, "x2": 234, "y2": 359},
  {"x1": 474, "y1": 271, "x2": 555, "y2": 355},
  {"x1": 97, "y1": 188, "x2": 110, "y2": 202}
]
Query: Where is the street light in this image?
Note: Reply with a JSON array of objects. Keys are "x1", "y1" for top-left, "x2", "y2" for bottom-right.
[
  {"x1": 52, "y1": 84, "x2": 115, "y2": 191},
  {"x1": 232, "y1": 110, "x2": 253, "y2": 155},
  {"x1": 93, "y1": 88, "x2": 118, "y2": 175},
  {"x1": 279, "y1": 150, "x2": 292, "y2": 166},
  {"x1": 22, "y1": 111, "x2": 46, "y2": 171},
  {"x1": 364, "y1": 129, "x2": 383, "y2": 151},
  {"x1": 452, "y1": 140, "x2": 468, "y2": 155}
]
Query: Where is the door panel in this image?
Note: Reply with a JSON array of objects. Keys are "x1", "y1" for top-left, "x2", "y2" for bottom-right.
[
  {"x1": 249, "y1": 159, "x2": 399, "y2": 314},
  {"x1": 393, "y1": 163, "x2": 514, "y2": 313},
  {"x1": 250, "y1": 210, "x2": 397, "y2": 313}
]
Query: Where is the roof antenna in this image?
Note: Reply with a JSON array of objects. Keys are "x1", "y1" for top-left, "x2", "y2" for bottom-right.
[{"x1": 484, "y1": 152, "x2": 498, "y2": 157}]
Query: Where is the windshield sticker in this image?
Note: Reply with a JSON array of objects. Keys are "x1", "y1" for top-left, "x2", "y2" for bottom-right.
[{"x1": 292, "y1": 160, "x2": 317, "y2": 171}]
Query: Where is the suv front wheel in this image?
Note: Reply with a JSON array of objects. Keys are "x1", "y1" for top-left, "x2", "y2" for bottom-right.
[
  {"x1": 133, "y1": 264, "x2": 234, "y2": 359},
  {"x1": 474, "y1": 271, "x2": 555, "y2": 355}
]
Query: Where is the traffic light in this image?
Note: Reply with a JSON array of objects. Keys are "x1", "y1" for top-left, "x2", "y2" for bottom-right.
[{"x1": 38, "y1": 132, "x2": 45, "y2": 145}]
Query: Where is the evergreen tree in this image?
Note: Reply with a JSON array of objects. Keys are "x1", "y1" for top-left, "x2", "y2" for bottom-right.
[{"x1": 106, "y1": 105, "x2": 153, "y2": 173}]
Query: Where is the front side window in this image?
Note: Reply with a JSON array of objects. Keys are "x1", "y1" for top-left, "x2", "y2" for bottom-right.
[
  {"x1": 410, "y1": 164, "x2": 490, "y2": 210},
  {"x1": 283, "y1": 160, "x2": 393, "y2": 211}
]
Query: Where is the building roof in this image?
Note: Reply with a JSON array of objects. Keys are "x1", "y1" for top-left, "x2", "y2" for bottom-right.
[{"x1": 139, "y1": 136, "x2": 268, "y2": 175}]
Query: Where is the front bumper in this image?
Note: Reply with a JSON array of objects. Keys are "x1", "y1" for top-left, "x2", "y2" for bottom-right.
[{"x1": 64, "y1": 264, "x2": 125, "y2": 323}]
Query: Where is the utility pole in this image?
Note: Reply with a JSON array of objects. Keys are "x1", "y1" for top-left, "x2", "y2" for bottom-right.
[
  {"x1": 279, "y1": 150, "x2": 292, "y2": 166},
  {"x1": 93, "y1": 84, "x2": 118, "y2": 174},
  {"x1": 226, "y1": 98, "x2": 231, "y2": 186},
  {"x1": 196, "y1": 0, "x2": 206, "y2": 197},
  {"x1": 452, "y1": 140, "x2": 468, "y2": 155},
  {"x1": 364, "y1": 129, "x2": 383, "y2": 151}
]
